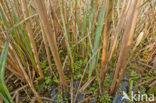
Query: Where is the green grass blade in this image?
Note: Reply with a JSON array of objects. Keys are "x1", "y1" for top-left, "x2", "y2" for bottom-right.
[
  {"x1": 88, "y1": 0, "x2": 95, "y2": 33},
  {"x1": 0, "y1": 6, "x2": 9, "y2": 28},
  {"x1": 58, "y1": 0, "x2": 74, "y2": 71},
  {"x1": 0, "y1": 41, "x2": 14, "y2": 103},
  {"x1": 129, "y1": 79, "x2": 133, "y2": 97},
  {"x1": 89, "y1": 0, "x2": 106, "y2": 78},
  {"x1": 87, "y1": 0, "x2": 95, "y2": 58},
  {"x1": 0, "y1": 93, "x2": 10, "y2": 103},
  {"x1": 0, "y1": 5, "x2": 30, "y2": 72},
  {"x1": 82, "y1": 10, "x2": 88, "y2": 58},
  {"x1": 7, "y1": 0, "x2": 37, "y2": 71},
  {"x1": 7, "y1": 0, "x2": 31, "y2": 51}
]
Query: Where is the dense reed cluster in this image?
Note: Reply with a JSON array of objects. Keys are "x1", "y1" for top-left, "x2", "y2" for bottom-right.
[{"x1": 0, "y1": 0, "x2": 156, "y2": 102}]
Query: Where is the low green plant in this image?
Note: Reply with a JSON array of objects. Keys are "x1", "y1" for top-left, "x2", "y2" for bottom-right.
[
  {"x1": 103, "y1": 73, "x2": 111, "y2": 88},
  {"x1": 56, "y1": 93, "x2": 64, "y2": 102},
  {"x1": 98, "y1": 92, "x2": 112, "y2": 103}
]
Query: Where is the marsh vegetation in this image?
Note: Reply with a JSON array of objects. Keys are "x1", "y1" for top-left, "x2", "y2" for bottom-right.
[{"x1": 0, "y1": 0, "x2": 156, "y2": 103}]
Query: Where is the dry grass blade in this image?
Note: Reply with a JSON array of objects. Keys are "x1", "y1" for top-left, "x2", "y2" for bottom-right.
[
  {"x1": 134, "y1": 76, "x2": 156, "y2": 88},
  {"x1": 133, "y1": 32, "x2": 144, "y2": 51},
  {"x1": 21, "y1": 0, "x2": 44, "y2": 79},
  {"x1": 108, "y1": 0, "x2": 130, "y2": 62},
  {"x1": 6, "y1": 56, "x2": 23, "y2": 79},
  {"x1": 41, "y1": 27, "x2": 57, "y2": 79},
  {"x1": 149, "y1": 80, "x2": 156, "y2": 88},
  {"x1": 110, "y1": 0, "x2": 141, "y2": 95},
  {"x1": 78, "y1": 93, "x2": 96, "y2": 103},
  {"x1": 100, "y1": 0, "x2": 114, "y2": 92},
  {"x1": 4, "y1": 31, "x2": 43, "y2": 103},
  {"x1": 70, "y1": 79, "x2": 74, "y2": 103},
  {"x1": 79, "y1": 77, "x2": 95, "y2": 93},
  {"x1": 34, "y1": 0, "x2": 68, "y2": 91}
]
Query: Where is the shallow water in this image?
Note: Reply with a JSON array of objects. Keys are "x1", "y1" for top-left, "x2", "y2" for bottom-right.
[{"x1": 45, "y1": 76, "x2": 130, "y2": 103}]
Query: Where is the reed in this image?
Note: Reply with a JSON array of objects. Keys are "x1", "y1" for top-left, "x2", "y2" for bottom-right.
[
  {"x1": 89, "y1": 0, "x2": 106, "y2": 78},
  {"x1": 34, "y1": 0, "x2": 68, "y2": 91},
  {"x1": 110, "y1": 0, "x2": 141, "y2": 95},
  {"x1": 21, "y1": 0, "x2": 44, "y2": 79},
  {"x1": 0, "y1": 0, "x2": 155, "y2": 102}
]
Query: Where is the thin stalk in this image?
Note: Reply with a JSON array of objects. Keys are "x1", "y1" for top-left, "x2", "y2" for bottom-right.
[
  {"x1": 41, "y1": 25, "x2": 57, "y2": 80},
  {"x1": 82, "y1": 9, "x2": 88, "y2": 59},
  {"x1": 110, "y1": 0, "x2": 141, "y2": 95},
  {"x1": 100, "y1": 0, "x2": 114, "y2": 93},
  {"x1": 58, "y1": 0, "x2": 74, "y2": 72},
  {"x1": 34, "y1": 0, "x2": 68, "y2": 91},
  {"x1": 21, "y1": 0, "x2": 44, "y2": 79},
  {"x1": 2, "y1": 26, "x2": 43, "y2": 102},
  {"x1": 89, "y1": 0, "x2": 106, "y2": 78},
  {"x1": 0, "y1": 41, "x2": 13, "y2": 103}
]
